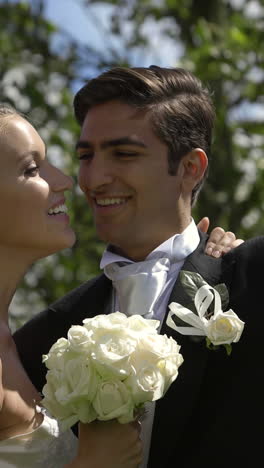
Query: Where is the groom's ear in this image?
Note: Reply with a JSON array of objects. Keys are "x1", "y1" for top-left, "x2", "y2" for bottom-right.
[
  {"x1": 182, "y1": 149, "x2": 208, "y2": 186},
  {"x1": 178, "y1": 148, "x2": 208, "y2": 198}
]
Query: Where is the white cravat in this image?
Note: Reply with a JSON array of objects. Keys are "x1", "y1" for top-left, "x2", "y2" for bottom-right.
[
  {"x1": 104, "y1": 257, "x2": 170, "y2": 318},
  {"x1": 101, "y1": 219, "x2": 200, "y2": 322}
]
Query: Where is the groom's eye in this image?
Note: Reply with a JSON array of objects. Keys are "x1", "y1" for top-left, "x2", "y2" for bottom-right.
[
  {"x1": 114, "y1": 149, "x2": 139, "y2": 158},
  {"x1": 77, "y1": 152, "x2": 93, "y2": 160}
]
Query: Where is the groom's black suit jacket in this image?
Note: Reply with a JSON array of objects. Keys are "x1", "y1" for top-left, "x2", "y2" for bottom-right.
[{"x1": 14, "y1": 232, "x2": 264, "y2": 467}]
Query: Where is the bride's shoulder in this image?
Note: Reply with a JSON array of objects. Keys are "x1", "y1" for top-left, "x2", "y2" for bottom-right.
[
  {"x1": 0, "y1": 330, "x2": 77, "y2": 467},
  {"x1": 0, "y1": 330, "x2": 43, "y2": 440},
  {"x1": 0, "y1": 324, "x2": 13, "y2": 413},
  {"x1": 0, "y1": 408, "x2": 78, "y2": 468},
  {"x1": 0, "y1": 357, "x2": 3, "y2": 412}
]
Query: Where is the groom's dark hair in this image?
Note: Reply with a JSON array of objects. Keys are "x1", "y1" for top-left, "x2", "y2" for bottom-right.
[{"x1": 73, "y1": 65, "x2": 215, "y2": 205}]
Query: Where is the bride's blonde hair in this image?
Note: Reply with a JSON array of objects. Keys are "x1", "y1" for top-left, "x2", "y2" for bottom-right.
[{"x1": 0, "y1": 104, "x2": 23, "y2": 132}]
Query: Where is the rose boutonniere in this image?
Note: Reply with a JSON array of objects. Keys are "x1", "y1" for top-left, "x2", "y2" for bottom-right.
[
  {"x1": 41, "y1": 312, "x2": 183, "y2": 431},
  {"x1": 167, "y1": 270, "x2": 245, "y2": 355}
]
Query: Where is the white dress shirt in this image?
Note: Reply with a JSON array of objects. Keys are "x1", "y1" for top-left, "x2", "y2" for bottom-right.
[{"x1": 100, "y1": 219, "x2": 200, "y2": 467}]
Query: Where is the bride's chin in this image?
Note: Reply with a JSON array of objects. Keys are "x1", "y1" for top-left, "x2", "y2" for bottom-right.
[{"x1": 34, "y1": 231, "x2": 76, "y2": 259}]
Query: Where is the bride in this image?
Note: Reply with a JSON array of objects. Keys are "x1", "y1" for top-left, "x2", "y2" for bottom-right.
[{"x1": 0, "y1": 104, "x2": 142, "y2": 467}]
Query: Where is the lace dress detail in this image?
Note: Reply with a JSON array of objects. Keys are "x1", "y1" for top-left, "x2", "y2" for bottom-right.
[{"x1": 0, "y1": 406, "x2": 78, "y2": 467}]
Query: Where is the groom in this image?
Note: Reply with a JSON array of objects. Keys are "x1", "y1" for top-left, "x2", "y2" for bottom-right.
[{"x1": 14, "y1": 66, "x2": 261, "y2": 467}]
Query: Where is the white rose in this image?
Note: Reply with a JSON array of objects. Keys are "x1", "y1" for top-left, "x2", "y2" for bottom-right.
[
  {"x1": 67, "y1": 325, "x2": 93, "y2": 353},
  {"x1": 140, "y1": 332, "x2": 179, "y2": 353},
  {"x1": 127, "y1": 334, "x2": 183, "y2": 402},
  {"x1": 42, "y1": 372, "x2": 96, "y2": 431},
  {"x1": 126, "y1": 362, "x2": 166, "y2": 403},
  {"x1": 42, "y1": 337, "x2": 69, "y2": 370},
  {"x1": 42, "y1": 368, "x2": 63, "y2": 402},
  {"x1": 43, "y1": 356, "x2": 97, "y2": 407},
  {"x1": 42, "y1": 358, "x2": 98, "y2": 429},
  {"x1": 41, "y1": 394, "x2": 79, "y2": 431},
  {"x1": 205, "y1": 309, "x2": 245, "y2": 345},
  {"x1": 83, "y1": 312, "x2": 128, "y2": 337},
  {"x1": 156, "y1": 336, "x2": 183, "y2": 392},
  {"x1": 41, "y1": 369, "x2": 78, "y2": 426},
  {"x1": 92, "y1": 380, "x2": 134, "y2": 423},
  {"x1": 59, "y1": 355, "x2": 98, "y2": 403},
  {"x1": 157, "y1": 355, "x2": 183, "y2": 393},
  {"x1": 127, "y1": 315, "x2": 160, "y2": 334},
  {"x1": 91, "y1": 330, "x2": 137, "y2": 379},
  {"x1": 69, "y1": 399, "x2": 97, "y2": 425}
]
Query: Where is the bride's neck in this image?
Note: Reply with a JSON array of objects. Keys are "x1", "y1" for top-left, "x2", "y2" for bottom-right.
[{"x1": 0, "y1": 246, "x2": 32, "y2": 323}]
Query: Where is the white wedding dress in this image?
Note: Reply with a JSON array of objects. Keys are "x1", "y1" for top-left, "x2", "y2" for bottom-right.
[{"x1": 0, "y1": 406, "x2": 78, "y2": 467}]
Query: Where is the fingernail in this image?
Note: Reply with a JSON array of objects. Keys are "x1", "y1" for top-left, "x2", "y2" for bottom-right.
[{"x1": 212, "y1": 250, "x2": 220, "y2": 258}]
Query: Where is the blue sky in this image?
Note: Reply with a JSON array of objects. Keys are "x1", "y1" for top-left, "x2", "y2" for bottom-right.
[
  {"x1": 43, "y1": 0, "x2": 182, "y2": 90},
  {"x1": 6, "y1": 0, "x2": 181, "y2": 74},
  {"x1": 44, "y1": 0, "x2": 180, "y2": 60},
  {"x1": 40, "y1": 0, "x2": 264, "y2": 122},
  {"x1": 4, "y1": 0, "x2": 263, "y2": 120},
  {"x1": 44, "y1": 0, "x2": 113, "y2": 52}
]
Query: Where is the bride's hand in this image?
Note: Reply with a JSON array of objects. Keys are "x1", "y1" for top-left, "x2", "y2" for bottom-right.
[
  {"x1": 66, "y1": 419, "x2": 143, "y2": 468},
  {"x1": 197, "y1": 217, "x2": 244, "y2": 257}
]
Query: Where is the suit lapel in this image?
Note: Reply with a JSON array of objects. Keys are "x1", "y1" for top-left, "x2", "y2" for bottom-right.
[
  {"x1": 78, "y1": 274, "x2": 113, "y2": 320},
  {"x1": 149, "y1": 232, "x2": 224, "y2": 467}
]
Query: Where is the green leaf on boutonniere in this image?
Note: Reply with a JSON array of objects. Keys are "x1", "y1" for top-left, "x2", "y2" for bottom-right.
[
  {"x1": 206, "y1": 337, "x2": 219, "y2": 351},
  {"x1": 206, "y1": 338, "x2": 232, "y2": 356},
  {"x1": 214, "y1": 283, "x2": 230, "y2": 310},
  {"x1": 180, "y1": 270, "x2": 208, "y2": 301},
  {"x1": 224, "y1": 344, "x2": 232, "y2": 356}
]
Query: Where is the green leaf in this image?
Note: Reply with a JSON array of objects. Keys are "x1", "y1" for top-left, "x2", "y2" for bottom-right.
[
  {"x1": 214, "y1": 283, "x2": 230, "y2": 310},
  {"x1": 229, "y1": 27, "x2": 248, "y2": 46},
  {"x1": 180, "y1": 270, "x2": 208, "y2": 301},
  {"x1": 206, "y1": 338, "x2": 232, "y2": 355},
  {"x1": 224, "y1": 344, "x2": 232, "y2": 356},
  {"x1": 205, "y1": 337, "x2": 219, "y2": 352}
]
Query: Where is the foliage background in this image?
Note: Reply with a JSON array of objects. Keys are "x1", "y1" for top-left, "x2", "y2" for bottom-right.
[{"x1": 1, "y1": 0, "x2": 263, "y2": 329}]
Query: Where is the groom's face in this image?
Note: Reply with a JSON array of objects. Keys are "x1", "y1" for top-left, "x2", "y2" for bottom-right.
[{"x1": 76, "y1": 100, "x2": 189, "y2": 260}]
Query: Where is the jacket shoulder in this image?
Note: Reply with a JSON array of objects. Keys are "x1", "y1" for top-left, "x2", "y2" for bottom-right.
[
  {"x1": 49, "y1": 273, "x2": 110, "y2": 314},
  {"x1": 13, "y1": 274, "x2": 112, "y2": 354},
  {"x1": 223, "y1": 235, "x2": 264, "y2": 269}
]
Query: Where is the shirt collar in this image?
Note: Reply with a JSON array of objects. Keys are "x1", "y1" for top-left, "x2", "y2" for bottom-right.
[{"x1": 100, "y1": 219, "x2": 200, "y2": 269}]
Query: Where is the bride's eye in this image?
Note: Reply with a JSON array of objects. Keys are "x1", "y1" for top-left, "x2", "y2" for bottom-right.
[{"x1": 24, "y1": 165, "x2": 40, "y2": 177}]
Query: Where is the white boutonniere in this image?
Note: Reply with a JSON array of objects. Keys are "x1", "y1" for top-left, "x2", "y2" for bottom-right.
[{"x1": 167, "y1": 270, "x2": 245, "y2": 355}]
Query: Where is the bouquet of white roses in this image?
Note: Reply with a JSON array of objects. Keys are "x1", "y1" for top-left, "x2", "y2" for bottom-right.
[{"x1": 41, "y1": 312, "x2": 183, "y2": 431}]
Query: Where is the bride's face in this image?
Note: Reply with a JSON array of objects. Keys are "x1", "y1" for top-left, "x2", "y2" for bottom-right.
[{"x1": 0, "y1": 115, "x2": 76, "y2": 257}]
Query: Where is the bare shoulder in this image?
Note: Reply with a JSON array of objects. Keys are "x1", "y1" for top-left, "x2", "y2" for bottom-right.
[
  {"x1": 0, "y1": 357, "x2": 3, "y2": 412},
  {"x1": 0, "y1": 328, "x2": 42, "y2": 440}
]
